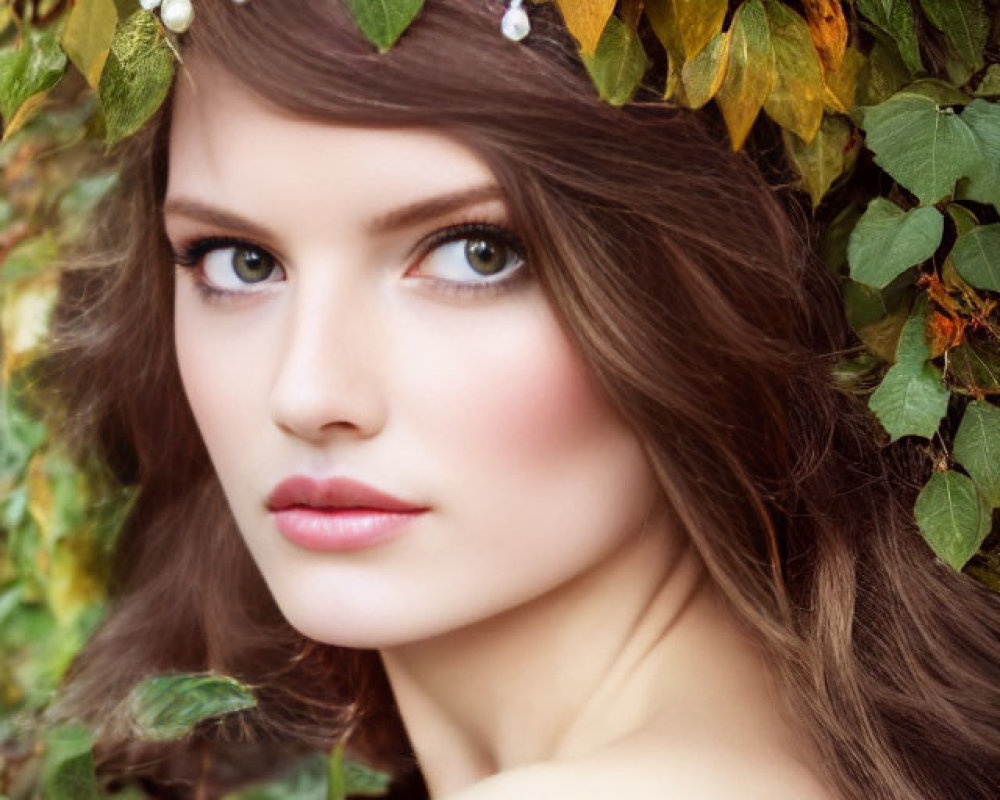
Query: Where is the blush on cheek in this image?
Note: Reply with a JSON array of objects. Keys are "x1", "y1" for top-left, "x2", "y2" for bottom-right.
[{"x1": 463, "y1": 310, "x2": 620, "y2": 461}]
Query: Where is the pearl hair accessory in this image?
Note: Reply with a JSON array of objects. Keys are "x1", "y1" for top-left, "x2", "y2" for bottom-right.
[
  {"x1": 501, "y1": 0, "x2": 531, "y2": 41},
  {"x1": 141, "y1": 0, "x2": 194, "y2": 33}
]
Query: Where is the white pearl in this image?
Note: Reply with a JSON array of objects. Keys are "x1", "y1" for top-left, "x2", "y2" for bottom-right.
[
  {"x1": 501, "y1": 1, "x2": 530, "y2": 41},
  {"x1": 140, "y1": 0, "x2": 161, "y2": 9},
  {"x1": 160, "y1": 0, "x2": 194, "y2": 33}
]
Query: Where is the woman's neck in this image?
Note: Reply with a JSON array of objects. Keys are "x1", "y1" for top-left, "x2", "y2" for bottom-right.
[{"x1": 378, "y1": 510, "x2": 796, "y2": 797}]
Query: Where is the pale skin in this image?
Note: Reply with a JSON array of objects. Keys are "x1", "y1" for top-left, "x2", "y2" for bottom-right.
[{"x1": 166, "y1": 59, "x2": 839, "y2": 799}]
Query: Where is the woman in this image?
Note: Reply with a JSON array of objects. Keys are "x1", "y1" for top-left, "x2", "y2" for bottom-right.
[{"x1": 37, "y1": 1, "x2": 1000, "y2": 798}]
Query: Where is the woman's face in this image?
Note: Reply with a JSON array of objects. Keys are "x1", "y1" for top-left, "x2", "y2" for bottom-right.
[{"x1": 166, "y1": 61, "x2": 664, "y2": 648}]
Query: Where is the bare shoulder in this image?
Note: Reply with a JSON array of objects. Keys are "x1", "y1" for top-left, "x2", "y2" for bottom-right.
[{"x1": 444, "y1": 745, "x2": 840, "y2": 800}]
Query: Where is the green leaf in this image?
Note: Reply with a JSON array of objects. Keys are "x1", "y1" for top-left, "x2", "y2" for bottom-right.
[
  {"x1": 783, "y1": 113, "x2": 855, "y2": 209},
  {"x1": 0, "y1": 25, "x2": 68, "y2": 139},
  {"x1": 973, "y1": 64, "x2": 1000, "y2": 97},
  {"x1": 946, "y1": 202, "x2": 979, "y2": 235},
  {"x1": 580, "y1": 15, "x2": 650, "y2": 106},
  {"x1": 868, "y1": 296, "x2": 949, "y2": 440},
  {"x1": 858, "y1": 92, "x2": 981, "y2": 205},
  {"x1": 761, "y1": 0, "x2": 824, "y2": 143},
  {"x1": 715, "y1": 0, "x2": 775, "y2": 151},
  {"x1": 916, "y1": 0, "x2": 989, "y2": 73},
  {"x1": 97, "y1": 9, "x2": 175, "y2": 145},
  {"x1": 868, "y1": 360, "x2": 950, "y2": 440},
  {"x1": 953, "y1": 400, "x2": 1000, "y2": 506},
  {"x1": 894, "y1": 294, "x2": 934, "y2": 365},
  {"x1": 39, "y1": 723, "x2": 100, "y2": 800},
  {"x1": 957, "y1": 98, "x2": 1000, "y2": 209},
  {"x1": 126, "y1": 672, "x2": 257, "y2": 741},
  {"x1": 345, "y1": 0, "x2": 424, "y2": 53},
  {"x1": 914, "y1": 469, "x2": 993, "y2": 569},
  {"x1": 847, "y1": 197, "x2": 943, "y2": 289},
  {"x1": 857, "y1": 26, "x2": 910, "y2": 105},
  {"x1": 856, "y1": 0, "x2": 923, "y2": 75},
  {"x1": 950, "y1": 223, "x2": 1000, "y2": 292},
  {"x1": 342, "y1": 760, "x2": 393, "y2": 796},
  {"x1": 60, "y1": 0, "x2": 118, "y2": 89},
  {"x1": 681, "y1": 30, "x2": 728, "y2": 110}
]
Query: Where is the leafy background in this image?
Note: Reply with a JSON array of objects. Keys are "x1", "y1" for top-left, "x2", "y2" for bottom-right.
[{"x1": 1, "y1": 0, "x2": 999, "y2": 797}]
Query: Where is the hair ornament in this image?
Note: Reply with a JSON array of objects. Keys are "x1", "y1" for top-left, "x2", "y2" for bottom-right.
[
  {"x1": 501, "y1": 0, "x2": 531, "y2": 42},
  {"x1": 142, "y1": 0, "x2": 195, "y2": 34}
]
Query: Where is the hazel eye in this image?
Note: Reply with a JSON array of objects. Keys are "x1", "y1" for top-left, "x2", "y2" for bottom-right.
[
  {"x1": 202, "y1": 245, "x2": 281, "y2": 289},
  {"x1": 416, "y1": 224, "x2": 526, "y2": 285}
]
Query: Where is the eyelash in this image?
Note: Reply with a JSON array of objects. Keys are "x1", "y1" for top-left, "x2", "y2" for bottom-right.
[{"x1": 171, "y1": 220, "x2": 531, "y2": 304}]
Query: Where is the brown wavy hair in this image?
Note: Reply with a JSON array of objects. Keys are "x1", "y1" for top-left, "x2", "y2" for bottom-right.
[{"x1": 35, "y1": 1, "x2": 1000, "y2": 798}]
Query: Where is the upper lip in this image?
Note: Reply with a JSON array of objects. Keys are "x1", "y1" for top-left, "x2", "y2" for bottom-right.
[{"x1": 266, "y1": 475, "x2": 427, "y2": 513}]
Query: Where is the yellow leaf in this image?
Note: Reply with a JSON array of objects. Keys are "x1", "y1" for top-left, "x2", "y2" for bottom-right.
[
  {"x1": 782, "y1": 113, "x2": 856, "y2": 208},
  {"x1": 554, "y1": 0, "x2": 617, "y2": 55},
  {"x1": 27, "y1": 451, "x2": 55, "y2": 546},
  {"x1": 681, "y1": 30, "x2": 731, "y2": 109},
  {"x1": 716, "y1": 0, "x2": 775, "y2": 151},
  {"x1": 674, "y1": 0, "x2": 727, "y2": 59},
  {"x1": 47, "y1": 538, "x2": 106, "y2": 628},
  {"x1": 646, "y1": 0, "x2": 726, "y2": 102},
  {"x1": 762, "y1": 0, "x2": 824, "y2": 143},
  {"x1": 1, "y1": 269, "x2": 59, "y2": 383},
  {"x1": 821, "y1": 44, "x2": 864, "y2": 114},
  {"x1": 60, "y1": 0, "x2": 119, "y2": 89},
  {"x1": 802, "y1": 0, "x2": 847, "y2": 73},
  {"x1": 2, "y1": 90, "x2": 50, "y2": 141}
]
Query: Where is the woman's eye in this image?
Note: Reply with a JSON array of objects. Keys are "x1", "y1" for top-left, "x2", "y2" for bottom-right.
[
  {"x1": 415, "y1": 223, "x2": 527, "y2": 286},
  {"x1": 202, "y1": 245, "x2": 281, "y2": 290}
]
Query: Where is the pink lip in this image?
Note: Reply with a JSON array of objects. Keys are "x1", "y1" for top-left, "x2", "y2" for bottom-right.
[{"x1": 267, "y1": 475, "x2": 428, "y2": 551}]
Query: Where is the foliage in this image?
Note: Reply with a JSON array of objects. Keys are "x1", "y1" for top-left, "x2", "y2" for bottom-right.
[{"x1": 0, "y1": 0, "x2": 999, "y2": 796}]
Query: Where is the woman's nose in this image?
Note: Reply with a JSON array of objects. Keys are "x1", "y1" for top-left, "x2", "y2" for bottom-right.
[{"x1": 268, "y1": 276, "x2": 386, "y2": 443}]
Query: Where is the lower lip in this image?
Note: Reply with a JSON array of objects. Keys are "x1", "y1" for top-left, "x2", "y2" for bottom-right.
[{"x1": 272, "y1": 506, "x2": 425, "y2": 551}]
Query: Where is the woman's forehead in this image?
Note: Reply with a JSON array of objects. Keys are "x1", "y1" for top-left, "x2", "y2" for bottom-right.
[{"x1": 166, "y1": 60, "x2": 502, "y2": 231}]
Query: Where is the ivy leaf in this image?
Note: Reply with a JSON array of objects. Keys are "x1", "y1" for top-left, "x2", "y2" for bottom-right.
[
  {"x1": 847, "y1": 197, "x2": 943, "y2": 289},
  {"x1": 856, "y1": 0, "x2": 923, "y2": 75},
  {"x1": 914, "y1": 469, "x2": 993, "y2": 570},
  {"x1": 953, "y1": 400, "x2": 1000, "y2": 507},
  {"x1": 858, "y1": 92, "x2": 981, "y2": 205},
  {"x1": 60, "y1": 0, "x2": 119, "y2": 89},
  {"x1": 916, "y1": 0, "x2": 989, "y2": 74},
  {"x1": 715, "y1": 0, "x2": 775, "y2": 151},
  {"x1": 126, "y1": 672, "x2": 257, "y2": 741},
  {"x1": 97, "y1": 9, "x2": 175, "y2": 145},
  {"x1": 950, "y1": 223, "x2": 1000, "y2": 293},
  {"x1": 957, "y1": 98, "x2": 1000, "y2": 210},
  {"x1": 782, "y1": 113, "x2": 855, "y2": 209},
  {"x1": 580, "y1": 15, "x2": 650, "y2": 107},
  {"x1": 39, "y1": 724, "x2": 100, "y2": 800},
  {"x1": 868, "y1": 296, "x2": 950, "y2": 440},
  {"x1": 0, "y1": 25, "x2": 68, "y2": 140},
  {"x1": 868, "y1": 359, "x2": 950, "y2": 440},
  {"x1": 761, "y1": 0, "x2": 824, "y2": 143},
  {"x1": 681, "y1": 30, "x2": 729, "y2": 109},
  {"x1": 345, "y1": 0, "x2": 424, "y2": 53},
  {"x1": 554, "y1": 0, "x2": 616, "y2": 56}
]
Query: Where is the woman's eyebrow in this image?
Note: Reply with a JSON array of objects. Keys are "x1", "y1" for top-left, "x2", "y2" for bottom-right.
[{"x1": 162, "y1": 184, "x2": 505, "y2": 239}]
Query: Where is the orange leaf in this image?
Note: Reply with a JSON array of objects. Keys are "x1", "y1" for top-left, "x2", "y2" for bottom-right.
[
  {"x1": 802, "y1": 0, "x2": 847, "y2": 73},
  {"x1": 554, "y1": 0, "x2": 617, "y2": 56}
]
